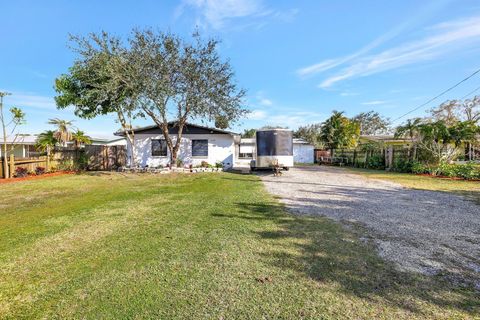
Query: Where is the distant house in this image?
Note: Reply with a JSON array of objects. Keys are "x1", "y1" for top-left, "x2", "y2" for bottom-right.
[
  {"x1": 0, "y1": 134, "x2": 41, "y2": 158},
  {"x1": 89, "y1": 137, "x2": 127, "y2": 146}
]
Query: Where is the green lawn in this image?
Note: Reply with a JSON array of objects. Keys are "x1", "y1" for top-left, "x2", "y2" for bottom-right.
[
  {"x1": 345, "y1": 167, "x2": 480, "y2": 204},
  {"x1": 0, "y1": 172, "x2": 478, "y2": 319}
]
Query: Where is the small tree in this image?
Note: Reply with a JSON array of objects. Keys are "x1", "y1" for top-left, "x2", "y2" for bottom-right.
[
  {"x1": 0, "y1": 92, "x2": 26, "y2": 178},
  {"x1": 352, "y1": 111, "x2": 390, "y2": 135},
  {"x1": 394, "y1": 118, "x2": 423, "y2": 160},
  {"x1": 429, "y1": 100, "x2": 460, "y2": 126},
  {"x1": 48, "y1": 118, "x2": 73, "y2": 147},
  {"x1": 36, "y1": 130, "x2": 58, "y2": 152},
  {"x1": 71, "y1": 130, "x2": 92, "y2": 148},
  {"x1": 320, "y1": 111, "x2": 359, "y2": 155},
  {"x1": 241, "y1": 128, "x2": 256, "y2": 138},
  {"x1": 294, "y1": 123, "x2": 323, "y2": 147},
  {"x1": 417, "y1": 121, "x2": 460, "y2": 164}
]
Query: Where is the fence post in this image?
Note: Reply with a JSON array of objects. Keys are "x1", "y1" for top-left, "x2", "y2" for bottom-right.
[
  {"x1": 46, "y1": 149, "x2": 50, "y2": 172},
  {"x1": 9, "y1": 154, "x2": 14, "y2": 178},
  {"x1": 386, "y1": 145, "x2": 393, "y2": 171}
]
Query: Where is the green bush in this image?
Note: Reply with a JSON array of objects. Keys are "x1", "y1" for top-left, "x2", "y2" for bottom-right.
[
  {"x1": 393, "y1": 158, "x2": 414, "y2": 173},
  {"x1": 365, "y1": 155, "x2": 385, "y2": 170},
  {"x1": 438, "y1": 162, "x2": 480, "y2": 180},
  {"x1": 411, "y1": 161, "x2": 429, "y2": 174},
  {"x1": 411, "y1": 161, "x2": 480, "y2": 180}
]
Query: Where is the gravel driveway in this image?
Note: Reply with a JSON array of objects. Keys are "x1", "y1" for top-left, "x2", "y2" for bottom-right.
[{"x1": 259, "y1": 166, "x2": 480, "y2": 285}]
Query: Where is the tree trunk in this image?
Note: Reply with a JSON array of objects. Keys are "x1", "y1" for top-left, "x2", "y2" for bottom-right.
[{"x1": 1, "y1": 104, "x2": 8, "y2": 179}]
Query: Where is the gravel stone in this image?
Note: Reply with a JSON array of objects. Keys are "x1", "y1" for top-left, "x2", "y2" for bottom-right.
[{"x1": 259, "y1": 166, "x2": 480, "y2": 285}]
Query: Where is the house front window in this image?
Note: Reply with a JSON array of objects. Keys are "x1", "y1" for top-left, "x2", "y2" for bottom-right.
[
  {"x1": 192, "y1": 139, "x2": 208, "y2": 157},
  {"x1": 151, "y1": 139, "x2": 167, "y2": 157}
]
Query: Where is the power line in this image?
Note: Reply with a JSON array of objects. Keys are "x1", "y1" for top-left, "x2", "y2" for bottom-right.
[
  {"x1": 391, "y1": 67, "x2": 480, "y2": 123},
  {"x1": 460, "y1": 84, "x2": 480, "y2": 100}
]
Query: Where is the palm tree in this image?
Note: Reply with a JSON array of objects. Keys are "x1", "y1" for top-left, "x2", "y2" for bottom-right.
[
  {"x1": 394, "y1": 118, "x2": 422, "y2": 159},
  {"x1": 71, "y1": 130, "x2": 91, "y2": 148},
  {"x1": 35, "y1": 130, "x2": 58, "y2": 153},
  {"x1": 48, "y1": 118, "x2": 73, "y2": 146},
  {"x1": 320, "y1": 111, "x2": 359, "y2": 156}
]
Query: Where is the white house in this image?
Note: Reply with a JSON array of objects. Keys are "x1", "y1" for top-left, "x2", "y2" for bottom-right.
[
  {"x1": 118, "y1": 123, "x2": 315, "y2": 169},
  {"x1": 119, "y1": 123, "x2": 239, "y2": 169}
]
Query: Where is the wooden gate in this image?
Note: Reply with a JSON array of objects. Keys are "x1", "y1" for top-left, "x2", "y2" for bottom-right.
[{"x1": 85, "y1": 145, "x2": 126, "y2": 171}]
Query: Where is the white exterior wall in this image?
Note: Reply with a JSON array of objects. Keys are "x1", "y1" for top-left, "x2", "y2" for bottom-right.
[
  {"x1": 293, "y1": 143, "x2": 314, "y2": 163},
  {"x1": 128, "y1": 133, "x2": 235, "y2": 168}
]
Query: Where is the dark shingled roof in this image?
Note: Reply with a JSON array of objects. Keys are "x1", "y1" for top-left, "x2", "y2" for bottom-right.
[{"x1": 114, "y1": 122, "x2": 239, "y2": 136}]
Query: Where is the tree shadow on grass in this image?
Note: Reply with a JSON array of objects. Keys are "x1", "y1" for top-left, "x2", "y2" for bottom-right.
[{"x1": 216, "y1": 201, "x2": 480, "y2": 316}]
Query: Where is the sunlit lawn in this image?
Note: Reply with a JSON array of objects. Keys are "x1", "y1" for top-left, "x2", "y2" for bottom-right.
[{"x1": 0, "y1": 172, "x2": 478, "y2": 319}]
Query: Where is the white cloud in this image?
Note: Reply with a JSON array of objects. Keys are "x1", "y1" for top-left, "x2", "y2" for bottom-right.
[
  {"x1": 265, "y1": 111, "x2": 325, "y2": 129},
  {"x1": 176, "y1": 0, "x2": 297, "y2": 30},
  {"x1": 361, "y1": 100, "x2": 388, "y2": 105},
  {"x1": 296, "y1": 0, "x2": 452, "y2": 77},
  {"x1": 340, "y1": 91, "x2": 359, "y2": 97},
  {"x1": 4, "y1": 92, "x2": 56, "y2": 109},
  {"x1": 259, "y1": 98, "x2": 272, "y2": 106},
  {"x1": 177, "y1": 0, "x2": 265, "y2": 29},
  {"x1": 248, "y1": 109, "x2": 267, "y2": 120},
  {"x1": 318, "y1": 14, "x2": 480, "y2": 88}
]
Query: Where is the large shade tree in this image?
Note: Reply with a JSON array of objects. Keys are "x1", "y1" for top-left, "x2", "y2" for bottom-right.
[
  {"x1": 55, "y1": 29, "x2": 247, "y2": 166},
  {"x1": 55, "y1": 32, "x2": 141, "y2": 165},
  {"x1": 128, "y1": 29, "x2": 247, "y2": 165}
]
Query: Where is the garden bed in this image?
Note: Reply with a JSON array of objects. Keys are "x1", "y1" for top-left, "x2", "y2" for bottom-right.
[
  {"x1": 0, "y1": 171, "x2": 76, "y2": 184},
  {"x1": 118, "y1": 167, "x2": 224, "y2": 174}
]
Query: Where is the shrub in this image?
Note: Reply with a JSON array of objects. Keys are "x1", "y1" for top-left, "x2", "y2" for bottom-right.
[
  {"x1": 393, "y1": 158, "x2": 414, "y2": 173},
  {"x1": 438, "y1": 162, "x2": 480, "y2": 180},
  {"x1": 35, "y1": 167, "x2": 46, "y2": 175},
  {"x1": 365, "y1": 155, "x2": 385, "y2": 170},
  {"x1": 411, "y1": 161, "x2": 428, "y2": 174},
  {"x1": 215, "y1": 161, "x2": 223, "y2": 168},
  {"x1": 14, "y1": 167, "x2": 29, "y2": 178},
  {"x1": 176, "y1": 158, "x2": 184, "y2": 168},
  {"x1": 201, "y1": 161, "x2": 210, "y2": 168}
]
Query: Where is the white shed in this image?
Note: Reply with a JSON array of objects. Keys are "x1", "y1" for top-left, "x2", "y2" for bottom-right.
[{"x1": 293, "y1": 138, "x2": 314, "y2": 164}]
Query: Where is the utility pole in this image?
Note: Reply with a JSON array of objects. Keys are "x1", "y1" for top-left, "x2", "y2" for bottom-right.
[{"x1": 0, "y1": 91, "x2": 11, "y2": 178}]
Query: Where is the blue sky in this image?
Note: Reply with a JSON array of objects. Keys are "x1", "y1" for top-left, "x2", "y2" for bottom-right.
[{"x1": 2, "y1": 0, "x2": 480, "y2": 138}]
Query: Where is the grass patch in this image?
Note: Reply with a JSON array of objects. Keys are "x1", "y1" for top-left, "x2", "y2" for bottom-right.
[
  {"x1": 344, "y1": 167, "x2": 480, "y2": 203},
  {"x1": 0, "y1": 172, "x2": 478, "y2": 319}
]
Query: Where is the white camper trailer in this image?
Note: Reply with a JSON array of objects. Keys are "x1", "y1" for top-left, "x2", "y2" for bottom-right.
[{"x1": 250, "y1": 129, "x2": 294, "y2": 170}]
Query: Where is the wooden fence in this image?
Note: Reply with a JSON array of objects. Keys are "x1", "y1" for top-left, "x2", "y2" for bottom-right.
[
  {"x1": 1, "y1": 145, "x2": 127, "y2": 178},
  {"x1": 315, "y1": 144, "x2": 412, "y2": 170}
]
